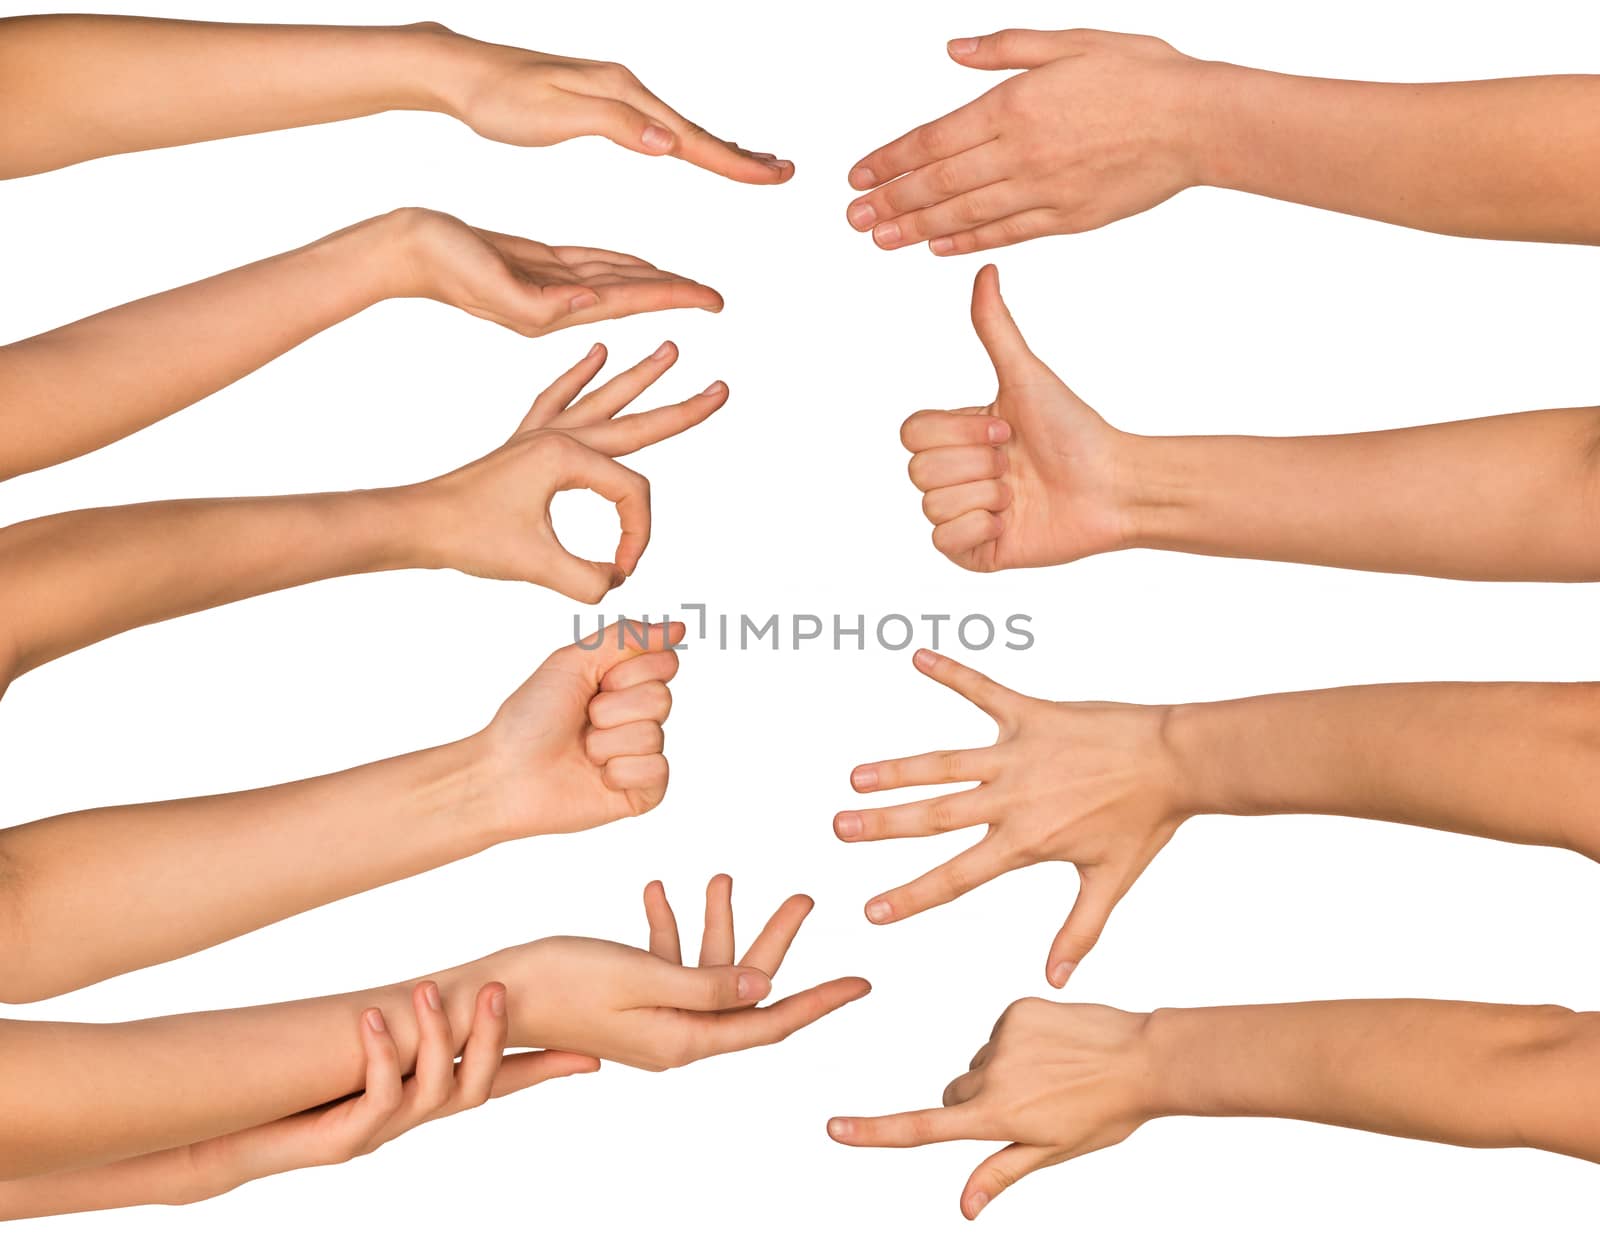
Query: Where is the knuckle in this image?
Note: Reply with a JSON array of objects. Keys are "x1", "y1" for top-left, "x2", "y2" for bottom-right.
[
  {"x1": 939, "y1": 750, "x2": 967, "y2": 779},
  {"x1": 929, "y1": 161, "x2": 963, "y2": 196},
  {"x1": 916, "y1": 122, "x2": 946, "y2": 156},
  {"x1": 956, "y1": 192, "x2": 990, "y2": 226}
]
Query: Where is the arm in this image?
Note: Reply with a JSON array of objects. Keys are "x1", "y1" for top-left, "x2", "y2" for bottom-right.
[
  {"x1": 900, "y1": 265, "x2": 1600, "y2": 580},
  {"x1": 828, "y1": 996, "x2": 1600, "y2": 1219},
  {"x1": 846, "y1": 27, "x2": 1600, "y2": 253},
  {"x1": 0, "y1": 341, "x2": 724, "y2": 685},
  {"x1": 0, "y1": 877, "x2": 868, "y2": 1180},
  {"x1": 0, "y1": 619, "x2": 683, "y2": 1003},
  {"x1": 0, "y1": 15, "x2": 790, "y2": 183},
  {"x1": 835, "y1": 651, "x2": 1600, "y2": 984},
  {"x1": 0, "y1": 208, "x2": 720, "y2": 481}
]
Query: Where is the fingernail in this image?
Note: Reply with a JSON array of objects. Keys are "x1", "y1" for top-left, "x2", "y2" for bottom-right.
[
  {"x1": 587, "y1": 343, "x2": 604, "y2": 358},
  {"x1": 701, "y1": 380, "x2": 726, "y2": 395},
  {"x1": 851, "y1": 766, "x2": 879, "y2": 790},
  {"x1": 834, "y1": 812, "x2": 863, "y2": 839},
  {"x1": 866, "y1": 898, "x2": 893, "y2": 923},
  {"x1": 914, "y1": 649, "x2": 937, "y2": 672},
  {"x1": 364, "y1": 1008, "x2": 387, "y2": 1034},
  {"x1": 967, "y1": 1191, "x2": 990, "y2": 1218},
  {"x1": 848, "y1": 202, "x2": 877, "y2": 230},
  {"x1": 949, "y1": 37, "x2": 981, "y2": 54},
  {"x1": 873, "y1": 221, "x2": 903, "y2": 247},
  {"x1": 422, "y1": 981, "x2": 441, "y2": 1011},
  {"x1": 849, "y1": 165, "x2": 876, "y2": 190},
  {"x1": 763, "y1": 158, "x2": 792, "y2": 174},
  {"x1": 828, "y1": 1118, "x2": 855, "y2": 1139},
  {"x1": 490, "y1": 987, "x2": 506, "y2": 1016},
  {"x1": 930, "y1": 236, "x2": 956, "y2": 255},
  {"x1": 987, "y1": 420, "x2": 1010, "y2": 443},
  {"x1": 642, "y1": 125, "x2": 674, "y2": 152},
  {"x1": 651, "y1": 341, "x2": 674, "y2": 360},
  {"x1": 737, "y1": 971, "x2": 770, "y2": 1001},
  {"x1": 1050, "y1": 960, "x2": 1078, "y2": 987},
  {"x1": 569, "y1": 292, "x2": 598, "y2": 312}
]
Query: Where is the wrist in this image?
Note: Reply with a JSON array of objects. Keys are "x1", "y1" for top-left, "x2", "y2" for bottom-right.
[
  {"x1": 1178, "y1": 59, "x2": 1268, "y2": 192},
  {"x1": 1158, "y1": 700, "x2": 1257, "y2": 818},
  {"x1": 1144, "y1": 1007, "x2": 1229, "y2": 1118}
]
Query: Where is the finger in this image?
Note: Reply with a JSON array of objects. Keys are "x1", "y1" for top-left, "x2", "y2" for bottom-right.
[
  {"x1": 643, "y1": 879, "x2": 683, "y2": 963},
  {"x1": 848, "y1": 747, "x2": 994, "y2": 794},
  {"x1": 866, "y1": 842, "x2": 1012, "y2": 923},
  {"x1": 833, "y1": 785, "x2": 988, "y2": 843},
  {"x1": 567, "y1": 94, "x2": 675, "y2": 158},
  {"x1": 408, "y1": 981, "x2": 458, "y2": 1119},
  {"x1": 1046, "y1": 871, "x2": 1123, "y2": 988},
  {"x1": 969, "y1": 264, "x2": 1044, "y2": 380},
  {"x1": 849, "y1": 103, "x2": 995, "y2": 191},
  {"x1": 907, "y1": 445, "x2": 1006, "y2": 491},
  {"x1": 557, "y1": 277, "x2": 725, "y2": 326},
  {"x1": 602, "y1": 752, "x2": 669, "y2": 793},
  {"x1": 643, "y1": 961, "x2": 772, "y2": 1012},
  {"x1": 827, "y1": 1103, "x2": 974, "y2": 1149},
  {"x1": 739, "y1": 893, "x2": 813, "y2": 974},
  {"x1": 561, "y1": 341, "x2": 679, "y2": 425},
  {"x1": 962, "y1": 1143, "x2": 1059, "y2": 1220},
  {"x1": 874, "y1": 183, "x2": 1028, "y2": 252},
  {"x1": 684, "y1": 976, "x2": 871, "y2": 1059},
  {"x1": 617, "y1": 80, "x2": 795, "y2": 184},
  {"x1": 588, "y1": 678, "x2": 672, "y2": 729},
  {"x1": 538, "y1": 545, "x2": 625, "y2": 605},
  {"x1": 699, "y1": 873, "x2": 735, "y2": 967},
  {"x1": 520, "y1": 343, "x2": 609, "y2": 429},
  {"x1": 932, "y1": 509, "x2": 1004, "y2": 562},
  {"x1": 585, "y1": 381, "x2": 728, "y2": 457},
  {"x1": 932, "y1": 210, "x2": 1063, "y2": 258},
  {"x1": 912, "y1": 648, "x2": 1019, "y2": 719},
  {"x1": 490, "y1": 1049, "x2": 602, "y2": 1097},
  {"x1": 452, "y1": 983, "x2": 512, "y2": 1110},
  {"x1": 900, "y1": 411, "x2": 1010, "y2": 453},
  {"x1": 949, "y1": 28, "x2": 1090, "y2": 71},
  {"x1": 848, "y1": 143, "x2": 1006, "y2": 232},
  {"x1": 969, "y1": 1042, "x2": 994, "y2": 1071},
  {"x1": 923, "y1": 478, "x2": 1012, "y2": 525},
  {"x1": 942, "y1": 1068, "x2": 982, "y2": 1108},
  {"x1": 599, "y1": 647, "x2": 679, "y2": 692},
  {"x1": 555, "y1": 618, "x2": 686, "y2": 685},
  {"x1": 337, "y1": 1008, "x2": 405, "y2": 1151},
  {"x1": 553, "y1": 444, "x2": 652, "y2": 576},
  {"x1": 585, "y1": 719, "x2": 664, "y2": 765}
]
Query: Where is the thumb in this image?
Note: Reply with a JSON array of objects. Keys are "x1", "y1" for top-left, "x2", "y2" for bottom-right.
[
  {"x1": 970, "y1": 264, "x2": 1043, "y2": 385},
  {"x1": 556, "y1": 618, "x2": 687, "y2": 684},
  {"x1": 539, "y1": 543, "x2": 625, "y2": 606},
  {"x1": 961, "y1": 1143, "x2": 1055, "y2": 1219},
  {"x1": 948, "y1": 28, "x2": 1081, "y2": 70},
  {"x1": 571, "y1": 97, "x2": 678, "y2": 158},
  {"x1": 653, "y1": 963, "x2": 771, "y2": 1012},
  {"x1": 1045, "y1": 871, "x2": 1122, "y2": 988}
]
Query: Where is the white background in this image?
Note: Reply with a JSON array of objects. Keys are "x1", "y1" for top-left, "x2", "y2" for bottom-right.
[{"x1": 3, "y1": 0, "x2": 1599, "y2": 1249}]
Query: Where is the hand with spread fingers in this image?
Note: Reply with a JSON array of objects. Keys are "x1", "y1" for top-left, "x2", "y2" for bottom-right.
[
  {"x1": 480, "y1": 875, "x2": 871, "y2": 1070},
  {"x1": 847, "y1": 29, "x2": 1198, "y2": 254},
  {"x1": 414, "y1": 340, "x2": 726, "y2": 602},
  {"x1": 834, "y1": 649, "x2": 1180, "y2": 988},
  {"x1": 901, "y1": 265, "x2": 1133, "y2": 573}
]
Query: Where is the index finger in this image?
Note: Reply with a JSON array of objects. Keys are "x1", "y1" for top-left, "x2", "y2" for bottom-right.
[
  {"x1": 827, "y1": 1104, "x2": 977, "y2": 1148},
  {"x1": 587, "y1": 381, "x2": 728, "y2": 457},
  {"x1": 623, "y1": 80, "x2": 794, "y2": 185},
  {"x1": 849, "y1": 102, "x2": 996, "y2": 190},
  {"x1": 559, "y1": 448, "x2": 652, "y2": 576}
]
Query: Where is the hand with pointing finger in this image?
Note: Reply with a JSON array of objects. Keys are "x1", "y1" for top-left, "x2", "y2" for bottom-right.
[
  {"x1": 901, "y1": 264, "x2": 1135, "y2": 572},
  {"x1": 834, "y1": 649, "x2": 1182, "y2": 988},
  {"x1": 412, "y1": 340, "x2": 726, "y2": 602}
]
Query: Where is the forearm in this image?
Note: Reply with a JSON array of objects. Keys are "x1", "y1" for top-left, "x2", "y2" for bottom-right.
[
  {"x1": 1165, "y1": 681, "x2": 1600, "y2": 858},
  {"x1": 0, "y1": 16, "x2": 480, "y2": 179},
  {"x1": 0, "y1": 1146, "x2": 211, "y2": 1218},
  {"x1": 1193, "y1": 63, "x2": 1600, "y2": 244},
  {"x1": 0, "y1": 736, "x2": 510, "y2": 1002},
  {"x1": 1121, "y1": 407, "x2": 1600, "y2": 580},
  {"x1": 1147, "y1": 999, "x2": 1600, "y2": 1160},
  {"x1": 0, "y1": 485, "x2": 437, "y2": 680},
  {"x1": 0, "y1": 213, "x2": 412, "y2": 480}
]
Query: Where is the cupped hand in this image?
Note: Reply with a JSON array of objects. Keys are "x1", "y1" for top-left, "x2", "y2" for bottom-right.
[
  {"x1": 846, "y1": 29, "x2": 1200, "y2": 254},
  {"x1": 394, "y1": 208, "x2": 723, "y2": 335},
  {"x1": 187, "y1": 982, "x2": 598, "y2": 1200},
  {"x1": 417, "y1": 340, "x2": 726, "y2": 601},
  {"x1": 449, "y1": 41, "x2": 794, "y2": 184},
  {"x1": 828, "y1": 997, "x2": 1154, "y2": 1220},
  {"x1": 834, "y1": 650, "x2": 1183, "y2": 988},
  {"x1": 491, "y1": 875, "x2": 870, "y2": 1069},
  {"x1": 901, "y1": 265, "x2": 1133, "y2": 572}
]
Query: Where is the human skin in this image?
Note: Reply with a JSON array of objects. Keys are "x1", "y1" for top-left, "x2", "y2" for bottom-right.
[
  {"x1": 902, "y1": 265, "x2": 1600, "y2": 580},
  {"x1": 0, "y1": 343, "x2": 720, "y2": 695},
  {"x1": 0, "y1": 983, "x2": 599, "y2": 1217},
  {"x1": 846, "y1": 27, "x2": 1600, "y2": 253},
  {"x1": 0, "y1": 876, "x2": 868, "y2": 1181},
  {"x1": 835, "y1": 649, "x2": 1600, "y2": 987},
  {"x1": 828, "y1": 996, "x2": 1600, "y2": 1219},
  {"x1": 0, "y1": 208, "x2": 722, "y2": 482},
  {"x1": 0, "y1": 15, "x2": 793, "y2": 184},
  {"x1": 0, "y1": 619, "x2": 687, "y2": 1003}
]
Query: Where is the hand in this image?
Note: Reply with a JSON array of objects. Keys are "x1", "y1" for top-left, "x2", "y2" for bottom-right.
[
  {"x1": 846, "y1": 29, "x2": 1203, "y2": 253},
  {"x1": 901, "y1": 265, "x2": 1135, "y2": 572},
  {"x1": 391, "y1": 208, "x2": 723, "y2": 335},
  {"x1": 482, "y1": 875, "x2": 871, "y2": 1069},
  {"x1": 444, "y1": 37, "x2": 794, "y2": 184},
  {"x1": 414, "y1": 341, "x2": 726, "y2": 601},
  {"x1": 828, "y1": 998, "x2": 1154, "y2": 1220},
  {"x1": 834, "y1": 650, "x2": 1183, "y2": 988},
  {"x1": 187, "y1": 982, "x2": 598, "y2": 1201}
]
